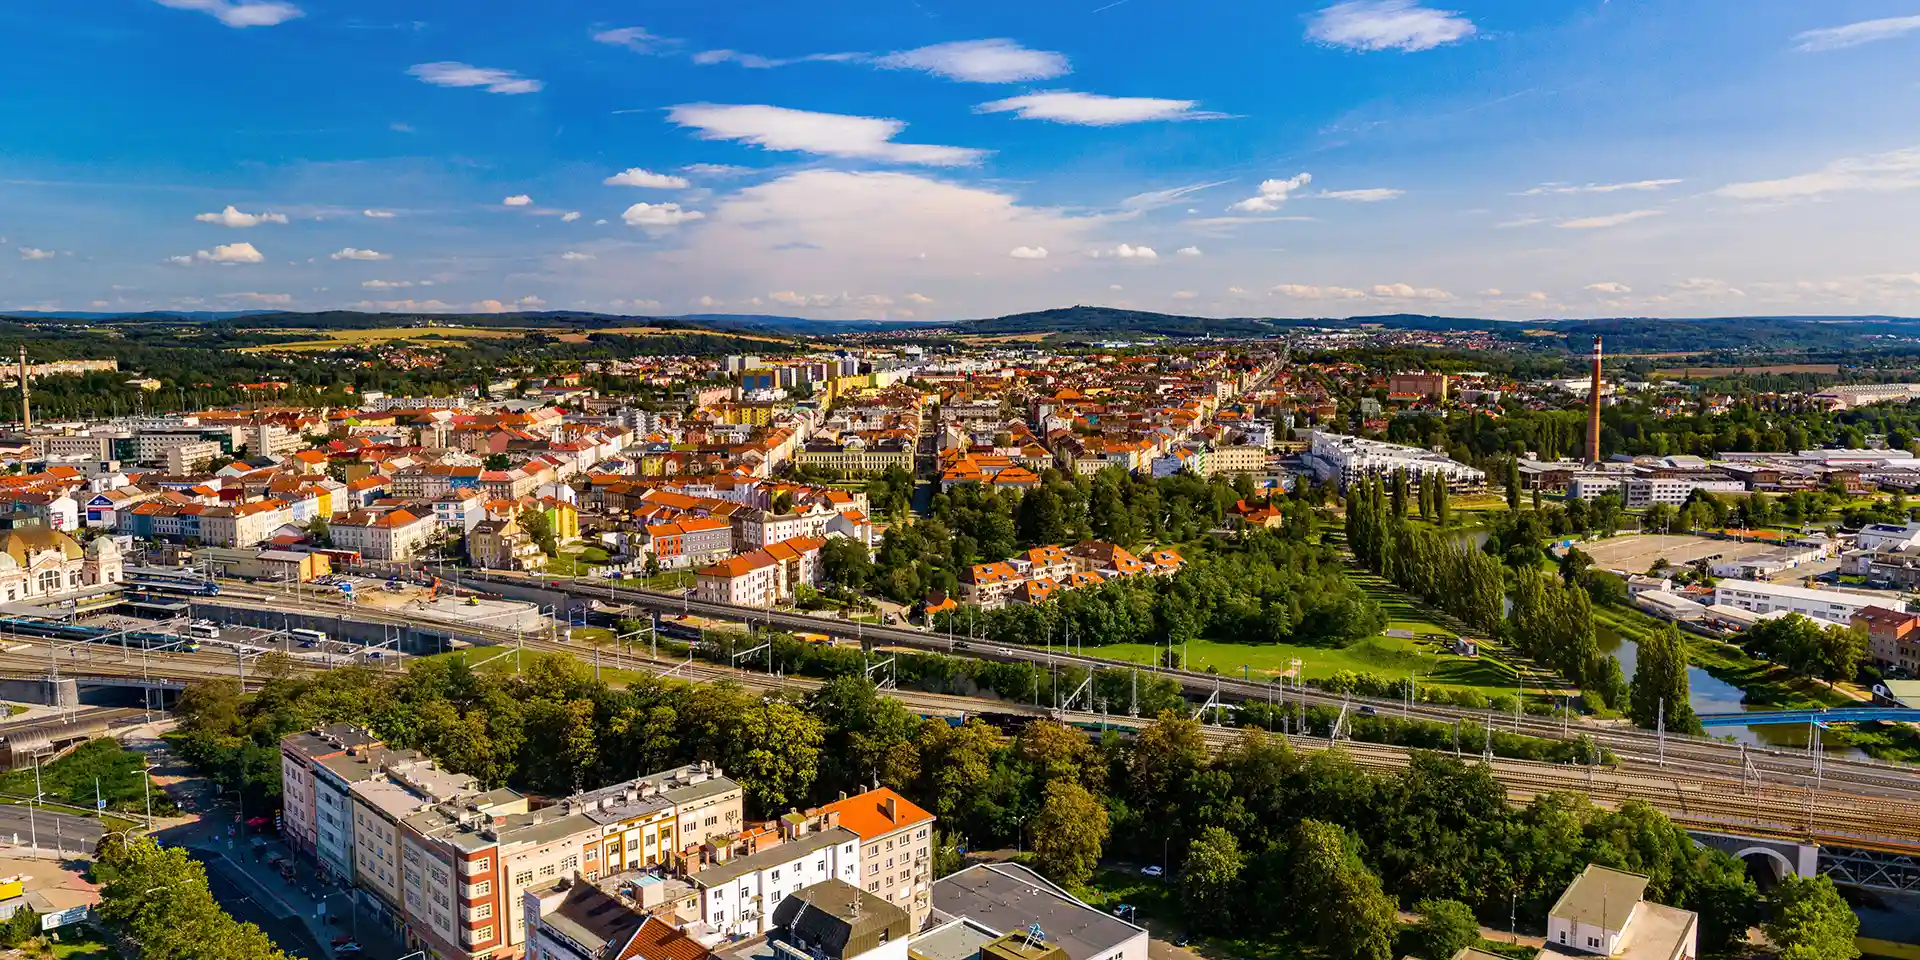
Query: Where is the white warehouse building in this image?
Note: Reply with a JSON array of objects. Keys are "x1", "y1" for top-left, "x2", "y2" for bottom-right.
[
  {"x1": 1711, "y1": 579, "x2": 1875, "y2": 626},
  {"x1": 1305, "y1": 431, "x2": 1486, "y2": 490}
]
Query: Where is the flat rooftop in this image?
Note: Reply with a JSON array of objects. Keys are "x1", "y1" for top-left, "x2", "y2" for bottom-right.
[{"x1": 930, "y1": 863, "x2": 1143, "y2": 960}]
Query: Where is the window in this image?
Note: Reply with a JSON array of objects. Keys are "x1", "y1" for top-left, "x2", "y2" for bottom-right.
[
  {"x1": 628, "y1": 838, "x2": 641, "y2": 852},
  {"x1": 469, "y1": 881, "x2": 491, "y2": 897},
  {"x1": 916, "y1": 829, "x2": 927, "y2": 839},
  {"x1": 474, "y1": 926, "x2": 494, "y2": 944},
  {"x1": 1558, "y1": 933, "x2": 1567, "y2": 945},
  {"x1": 705, "y1": 816, "x2": 718, "y2": 827},
  {"x1": 586, "y1": 847, "x2": 598, "y2": 860},
  {"x1": 539, "y1": 864, "x2": 556, "y2": 878},
  {"x1": 561, "y1": 856, "x2": 578, "y2": 871},
  {"x1": 714, "y1": 911, "x2": 725, "y2": 924},
  {"x1": 870, "y1": 864, "x2": 879, "y2": 875},
  {"x1": 515, "y1": 871, "x2": 533, "y2": 886},
  {"x1": 887, "y1": 858, "x2": 894, "y2": 868},
  {"x1": 868, "y1": 882, "x2": 879, "y2": 892},
  {"x1": 1587, "y1": 937, "x2": 1601, "y2": 949},
  {"x1": 771, "y1": 870, "x2": 781, "y2": 882},
  {"x1": 474, "y1": 904, "x2": 493, "y2": 920}
]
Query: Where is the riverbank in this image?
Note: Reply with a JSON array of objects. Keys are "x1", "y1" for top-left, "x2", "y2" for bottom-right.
[{"x1": 1592, "y1": 602, "x2": 1920, "y2": 762}]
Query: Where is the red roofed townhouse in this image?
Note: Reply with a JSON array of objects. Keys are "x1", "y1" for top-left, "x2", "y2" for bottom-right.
[
  {"x1": 694, "y1": 536, "x2": 824, "y2": 606},
  {"x1": 646, "y1": 516, "x2": 733, "y2": 571},
  {"x1": 331, "y1": 508, "x2": 435, "y2": 562}
]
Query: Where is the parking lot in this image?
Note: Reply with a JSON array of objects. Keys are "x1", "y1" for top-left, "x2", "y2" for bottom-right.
[
  {"x1": 77, "y1": 612, "x2": 401, "y2": 666},
  {"x1": 1580, "y1": 534, "x2": 1790, "y2": 575}
]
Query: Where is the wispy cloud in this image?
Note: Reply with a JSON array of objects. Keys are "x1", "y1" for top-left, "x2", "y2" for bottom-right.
[
  {"x1": 1008, "y1": 246, "x2": 1049, "y2": 260},
  {"x1": 1584, "y1": 282, "x2": 1631, "y2": 293},
  {"x1": 329, "y1": 247, "x2": 390, "y2": 261},
  {"x1": 151, "y1": 0, "x2": 301, "y2": 28},
  {"x1": 1120, "y1": 181, "x2": 1231, "y2": 213},
  {"x1": 1520, "y1": 179, "x2": 1680, "y2": 195},
  {"x1": 1713, "y1": 145, "x2": 1920, "y2": 201},
  {"x1": 667, "y1": 104, "x2": 986, "y2": 166},
  {"x1": 693, "y1": 50, "x2": 864, "y2": 69},
  {"x1": 363, "y1": 209, "x2": 396, "y2": 218},
  {"x1": 1306, "y1": 1, "x2": 1476, "y2": 53},
  {"x1": 408, "y1": 62, "x2": 542, "y2": 95},
  {"x1": 17, "y1": 248, "x2": 56, "y2": 261},
  {"x1": 876, "y1": 39, "x2": 1069, "y2": 82},
  {"x1": 975, "y1": 91, "x2": 1228, "y2": 126},
  {"x1": 1320, "y1": 188, "x2": 1404, "y2": 202},
  {"x1": 1557, "y1": 209, "x2": 1664, "y2": 229},
  {"x1": 1792, "y1": 15, "x2": 1920, "y2": 52},
  {"x1": 593, "y1": 26, "x2": 678, "y2": 54}
]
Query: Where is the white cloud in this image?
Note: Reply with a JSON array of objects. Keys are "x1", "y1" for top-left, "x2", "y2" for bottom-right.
[
  {"x1": 609, "y1": 299, "x2": 664, "y2": 310},
  {"x1": 1713, "y1": 146, "x2": 1920, "y2": 201},
  {"x1": 561, "y1": 212, "x2": 581, "y2": 222},
  {"x1": 975, "y1": 91, "x2": 1226, "y2": 126},
  {"x1": 1272, "y1": 284, "x2": 1369, "y2": 299},
  {"x1": 409, "y1": 62, "x2": 542, "y2": 95},
  {"x1": 561, "y1": 251, "x2": 595, "y2": 261},
  {"x1": 1525, "y1": 291, "x2": 1549, "y2": 302},
  {"x1": 768, "y1": 291, "x2": 896, "y2": 310},
  {"x1": 693, "y1": 296, "x2": 722, "y2": 308},
  {"x1": 1109, "y1": 285, "x2": 1124, "y2": 292},
  {"x1": 1171, "y1": 290, "x2": 1198, "y2": 300},
  {"x1": 1230, "y1": 173, "x2": 1313, "y2": 212},
  {"x1": 164, "y1": 255, "x2": 195, "y2": 265},
  {"x1": 471, "y1": 296, "x2": 546, "y2": 313},
  {"x1": 1095, "y1": 244, "x2": 1158, "y2": 260},
  {"x1": 329, "y1": 247, "x2": 391, "y2": 261},
  {"x1": 905, "y1": 293, "x2": 934, "y2": 305},
  {"x1": 1372, "y1": 282, "x2": 1453, "y2": 300},
  {"x1": 361, "y1": 280, "x2": 424, "y2": 289},
  {"x1": 1521, "y1": 179, "x2": 1680, "y2": 195},
  {"x1": 1557, "y1": 209, "x2": 1664, "y2": 229},
  {"x1": 151, "y1": 0, "x2": 300, "y2": 28},
  {"x1": 362, "y1": 209, "x2": 396, "y2": 218},
  {"x1": 622, "y1": 202, "x2": 705, "y2": 228},
  {"x1": 667, "y1": 104, "x2": 986, "y2": 166},
  {"x1": 1496, "y1": 216, "x2": 1548, "y2": 228},
  {"x1": 1307, "y1": 1, "x2": 1476, "y2": 52},
  {"x1": 222, "y1": 291, "x2": 292, "y2": 304},
  {"x1": 195, "y1": 205, "x2": 288, "y2": 228},
  {"x1": 503, "y1": 195, "x2": 533, "y2": 207},
  {"x1": 17, "y1": 248, "x2": 56, "y2": 261},
  {"x1": 1320, "y1": 188, "x2": 1405, "y2": 202},
  {"x1": 1792, "y1": 15, "x2": 1920, "y2": 52},
  {"x1": 195, "y1": 242, "x2": 265, "y2": 264},
  {"x1": 1479, "y1": 288, "x2": 1502, "y2": 297},
  {"x1": 593, "y1": 26, "x2": 675, "y2": 54},
  {"x1": 358, "y1": 298, "x2": 455, "y2": 311},
  {"x1": 1584, "y1": 282, "x2": 1632, "y2": 294},
  {"x1": 1176, "y1": 246, "x2": 1202, "y2": 257},
  {"x1": 606, "y1": 168, "x2": 691, "y2": 189},
  {"x1": 1009, "y1": 246, "x2": 1050, "y2": 260},
  {"x1": 684, "y1": 164, "x2": 753, "y2": 178},
  {"x1": 875, "y1": 39, "x2": 1069, "y2": 83}
]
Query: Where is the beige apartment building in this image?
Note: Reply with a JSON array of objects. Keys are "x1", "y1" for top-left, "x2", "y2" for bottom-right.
[{"x1": 818, "y1": 787, "x2": 936, "y2": 927}]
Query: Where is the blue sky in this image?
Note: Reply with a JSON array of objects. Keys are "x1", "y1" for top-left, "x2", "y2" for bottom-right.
[{"x1": 3, "y1": 1, "x2": 1920, "y2": 321}]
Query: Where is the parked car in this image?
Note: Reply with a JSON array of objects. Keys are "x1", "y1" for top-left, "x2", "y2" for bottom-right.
[{"x1": 1139, "y1": 865, "x2": 1164, "y2": 878}]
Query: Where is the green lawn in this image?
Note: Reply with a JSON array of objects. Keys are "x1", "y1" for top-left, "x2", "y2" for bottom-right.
[
  {"x1": 48, "y1": 927, "x2": 123, "y2": 960},
  {"x1": 1077, "y1": 867, "x2": 1313, "y2": 959},
  {"x1": 610, "y1": 570, "x2": 695, "y2": 592},
  {"x1": 0, "y1": 739, "x2": 175, "y2": 818}
]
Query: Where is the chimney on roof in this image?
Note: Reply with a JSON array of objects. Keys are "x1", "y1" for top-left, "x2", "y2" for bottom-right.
[{"x1": 882, "y1": 796, "x2": 897, "y2": 822}]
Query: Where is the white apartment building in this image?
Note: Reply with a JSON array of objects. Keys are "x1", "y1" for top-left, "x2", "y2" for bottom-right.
[
  {"x1": 687, "y1": 822, "x2": 860, "y2": 940},
  {"x1": 1304, "y1": 430, "x2": 1485, "y2": 490},
  {"x1": 331, "y1": 508, "x2": 437, "y2": 562},
  {"x1": 1620, "y1": 477, "x2": 1746, "y2": 508},
  {"x1": 1711, "y1": 578, "x2": 1876, "y2": 626}
]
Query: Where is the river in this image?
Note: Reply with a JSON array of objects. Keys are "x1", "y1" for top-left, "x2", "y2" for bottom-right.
[{"x1": 1595, "y1": 623, "x2": 1867, "y2": 757}]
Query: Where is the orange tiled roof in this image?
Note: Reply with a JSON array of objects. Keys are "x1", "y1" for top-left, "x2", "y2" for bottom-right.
[{"x1": 819, "y1": 787, "x2": 934, "y2": 839}]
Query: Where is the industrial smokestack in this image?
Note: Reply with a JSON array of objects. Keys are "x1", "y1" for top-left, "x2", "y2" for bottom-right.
[
  {"x1": 1586, "y1": 335, "x2": 1603, "y2": 465},
  {"x1": 17, "y1": 348, "x2": 29, "y2": 435}
]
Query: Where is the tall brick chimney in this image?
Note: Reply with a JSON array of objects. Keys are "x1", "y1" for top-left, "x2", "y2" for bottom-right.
[{"x1": 1587, "y1": 335, "x2": 1604, "y2": 466}]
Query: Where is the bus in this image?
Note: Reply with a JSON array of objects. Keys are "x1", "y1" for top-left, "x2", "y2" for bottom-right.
[
  {"x1": 288, "y1": 628, "x2": 328, "y2": 647},
  {"x1": 186, "y1": 623, "x2": 221, "y2": 640}
]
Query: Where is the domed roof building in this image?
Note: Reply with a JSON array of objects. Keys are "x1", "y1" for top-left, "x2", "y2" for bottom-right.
[{"x1": 0, "y1": 527, "x2": 122, "y2": 604}]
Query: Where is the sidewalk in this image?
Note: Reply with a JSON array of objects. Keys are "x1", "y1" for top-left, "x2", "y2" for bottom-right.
[{"x1": 126, "y1": 734, "x2": 409, "y2": 960}]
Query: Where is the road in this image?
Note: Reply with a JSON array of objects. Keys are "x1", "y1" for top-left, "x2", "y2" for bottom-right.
[{"x1": 0, "y1": 802, "x2": 102, "y2": 854}]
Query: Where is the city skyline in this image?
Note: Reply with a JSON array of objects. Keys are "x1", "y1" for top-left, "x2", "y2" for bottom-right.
[{"x1": 4, "y1": 1, "x2": 1920, "y2": 319}]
